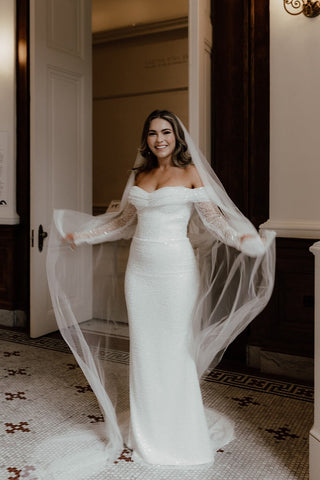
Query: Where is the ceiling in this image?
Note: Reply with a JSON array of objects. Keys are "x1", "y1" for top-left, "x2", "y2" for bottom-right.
[{"x1": 92, "y1": 0, "x2": 188, "y2": 33}]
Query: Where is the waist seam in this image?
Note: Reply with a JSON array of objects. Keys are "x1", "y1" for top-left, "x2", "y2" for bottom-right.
[{"x1": 133, "y1": 236, "x2": 189, "y2": 244}]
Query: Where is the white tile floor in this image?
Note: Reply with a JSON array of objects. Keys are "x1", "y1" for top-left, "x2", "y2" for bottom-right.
[{"x1": 0, "y1": 328, "x2": 313, "y2": 480}]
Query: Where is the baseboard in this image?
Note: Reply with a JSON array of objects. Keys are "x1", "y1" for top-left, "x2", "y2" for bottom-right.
[
  {"x1": 0, "y1": 309, "x2": 27, "y2": 328},
  {"x1": 247, "y1": 345, "x2": 314, "y2": 382}
]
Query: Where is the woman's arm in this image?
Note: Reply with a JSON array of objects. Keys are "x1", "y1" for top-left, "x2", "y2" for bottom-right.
[
  {"x1": 65, "y1": 203, "x2": 137, "y2": 247},
  {"x1": 195, "y1": 200, "x2": 265, "y2": 257},
  {"x1": 195, "y1": 201, "x2": 242, "y2": 250}
]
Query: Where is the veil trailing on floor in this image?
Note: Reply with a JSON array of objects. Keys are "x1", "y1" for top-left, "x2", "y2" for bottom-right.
[{"x1": 42, "y1": 116, "x2": 275, "y2": 478}]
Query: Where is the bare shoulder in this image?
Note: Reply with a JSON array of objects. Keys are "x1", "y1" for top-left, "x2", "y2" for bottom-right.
[
  {"x1": 185, "y1": 164, "x2": 203, "y2": 188},
  {"x1": 135, "y1": 170, "x2": 148, "y2": 185}
]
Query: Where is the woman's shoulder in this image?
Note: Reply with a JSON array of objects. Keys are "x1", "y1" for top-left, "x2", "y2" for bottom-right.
[
  {"x1": 184, "y1": 164, "x2": 203, "y2": 188},
  {"x1": 185, "y1": 164, "x2": 197, "y2": 173},
  {"x1": 135, "y1": 170, "x2": 148, "y2": 184}
]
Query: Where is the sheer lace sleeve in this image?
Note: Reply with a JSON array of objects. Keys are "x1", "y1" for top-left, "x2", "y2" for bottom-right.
[
  {"x1": 195, "y1": 198, "x2": 266, "y2": 257},
  {"x1": 72, "y1": 203, "x2": 137, "y2": 246},
  {"x1": 195, "y1": 201, "x2": 242, "y2": 250}
]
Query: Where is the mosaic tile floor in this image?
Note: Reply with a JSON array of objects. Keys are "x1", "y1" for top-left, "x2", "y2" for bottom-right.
[{"x1": 0, "y1": 328, "x2": 313, "y2": 480}]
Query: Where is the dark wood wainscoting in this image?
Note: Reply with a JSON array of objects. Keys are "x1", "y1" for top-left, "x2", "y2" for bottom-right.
[
  {"x1": 211, "y1": 0, "x2": 315, "y2": 367},
  {"x1": 0, "y1": 226, "x2": 18, "y2": 309},
  {"x1": 249, "y1": 238, "x2": 315, "y2": 358}
]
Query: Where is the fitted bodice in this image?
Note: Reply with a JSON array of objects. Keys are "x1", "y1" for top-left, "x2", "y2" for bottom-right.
[{"x1": 128, "y1": 186, "x2": 206, "y2": 242}]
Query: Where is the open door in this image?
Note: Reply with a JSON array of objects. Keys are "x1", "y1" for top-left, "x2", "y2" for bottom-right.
[
  {"x1": 188, "y1": 0, "x2": 212, "y2": 157},
  {"x1": 29, "y1": 0, "x2": 92, "y2": 337}
]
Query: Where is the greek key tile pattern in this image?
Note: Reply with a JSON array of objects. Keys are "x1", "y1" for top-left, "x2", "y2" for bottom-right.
[{"x1": 203, "y1": 369, "x2": 314, "y2": 403}]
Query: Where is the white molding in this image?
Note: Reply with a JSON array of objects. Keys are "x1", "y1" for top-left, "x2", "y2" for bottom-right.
[
  {"x1": 188, "y1": 0, "x2": 212, "y2": 156},
  {"x1": 47, "y1": 0, "x2": 82, "y2": 57},
  {"x1": 260, "y1": 219, "x2": 320, "y2": 239},
  {"x1": 310, "y1": 241, "x2": 320, "y2": 254},
  {"x1": 310, "y1": 429, "x2": 320, "y2": 480},
  {"x1": 310, "y1": 244, "x2": 320, "y2": 480},
  {"x1": 92, "y1": 17, "x2": 188, "y2": 44},
  {"x1": 0, "y1": 214, "x2": 20, "y2": 225}
]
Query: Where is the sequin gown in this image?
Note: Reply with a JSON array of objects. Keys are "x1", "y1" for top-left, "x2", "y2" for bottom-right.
[
  {"x1": 124, "y1": 186, "x2": 234, "y2": 465},
  {"x1": 74, "y1": 185, "x2": 238, "y2": 466}
]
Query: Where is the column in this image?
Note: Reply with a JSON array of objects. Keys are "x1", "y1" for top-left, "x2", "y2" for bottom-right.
[{"x1": 310, "y1": 241, "x2": 320, "y2": 479}]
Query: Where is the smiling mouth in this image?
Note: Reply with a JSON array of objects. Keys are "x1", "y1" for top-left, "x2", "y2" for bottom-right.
[{"x1": 155, "y1": 145, "x2": 167, "y2": 149}]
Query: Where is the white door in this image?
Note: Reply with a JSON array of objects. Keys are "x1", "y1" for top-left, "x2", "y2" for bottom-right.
[
  {"x1": 188, "y1": 0, "x2": 212, "y2": 157},
  {"x1": 30, "y1": 0, "x2": 92, "y2": 337}
]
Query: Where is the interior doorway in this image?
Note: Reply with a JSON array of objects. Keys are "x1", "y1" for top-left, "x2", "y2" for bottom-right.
[
  {"x1": 91, "y1": 1, "x2": 189, "y2": 213},
  {"x1": 90, "y1": 3, "x2": 189, "y2": 330},
  {"x1": 25, "y1": 0, "x2": 212, "y2": 337}
]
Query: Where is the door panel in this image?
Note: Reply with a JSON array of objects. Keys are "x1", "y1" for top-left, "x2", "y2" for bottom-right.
[{"x1": 30, "y1": 0, "x2": 92, "y2": 337}]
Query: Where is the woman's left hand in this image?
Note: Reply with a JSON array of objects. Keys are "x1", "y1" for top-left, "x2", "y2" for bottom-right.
[
  {"x1": 240, "y1": 234, "x2": 255, "y2": 243},
  {"x1": 240, "y1": 233, "x2": 267, "y2": 257}
]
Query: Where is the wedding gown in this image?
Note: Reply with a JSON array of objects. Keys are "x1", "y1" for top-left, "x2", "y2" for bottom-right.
[
  {"x1": 127, "y1": 186, "x2": 211, "y2": 464},
  {"x1": 72, "y1": 184, "x2": 248, "y2": 466},
  {"x1": 126, "y1": 185, "x2": 241, "y2": 465}
]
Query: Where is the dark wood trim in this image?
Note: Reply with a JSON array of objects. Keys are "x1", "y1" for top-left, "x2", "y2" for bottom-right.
[
  {"x1": 248, "y1": 1, "x2": 270, "y2": 227},
  {"x1": 15, "y1": 0, "x2": 30, "y2": 318},
  {"x1": 211, "y1": 0, "x2": 249, "y2": 213},
  {"x1": 211, "y1": 0, "x2": 269, "y2": 228},
  {"x1": 0, "y1": 1, "x2": 29, "y2": 315},
  {"x1": 211, "y1": 0, "x2": 270, "y2": 363},
  {"x1": 93, "y1": 205, "x2": 108, "y2": 216}
]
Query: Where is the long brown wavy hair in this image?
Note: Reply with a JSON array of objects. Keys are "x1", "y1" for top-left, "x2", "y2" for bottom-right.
[{"x1": 135, "y1": 110, "x2": 192, "y2": 174}]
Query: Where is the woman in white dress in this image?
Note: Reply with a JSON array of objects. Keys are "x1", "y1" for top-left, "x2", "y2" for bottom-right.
[{"x1": 45, "y1": 110, "x2": 275, "y2": 474}]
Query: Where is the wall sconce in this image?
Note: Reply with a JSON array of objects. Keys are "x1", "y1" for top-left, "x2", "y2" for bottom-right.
[{"x1": 284, "y1": 0, "x2": 320, "y2": 17}]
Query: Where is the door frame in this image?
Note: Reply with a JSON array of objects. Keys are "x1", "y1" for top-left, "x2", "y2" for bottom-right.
[{"x1": 16, "y1": 0, "x2": 30, "y2": 322}]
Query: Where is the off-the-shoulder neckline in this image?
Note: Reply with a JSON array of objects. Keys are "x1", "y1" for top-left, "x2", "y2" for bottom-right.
[{"x1": 131, "y1": 185, "x2": 205, "y2": 194}]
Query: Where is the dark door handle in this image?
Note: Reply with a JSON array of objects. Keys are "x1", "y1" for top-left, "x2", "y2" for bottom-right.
[{"x1": 38, "y1": 224, "x2": 48, "y2": 252}]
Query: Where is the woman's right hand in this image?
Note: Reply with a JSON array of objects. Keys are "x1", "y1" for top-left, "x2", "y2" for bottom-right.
[{"x1": 64, "y1": 233, "x2": 76, "y2": 249}]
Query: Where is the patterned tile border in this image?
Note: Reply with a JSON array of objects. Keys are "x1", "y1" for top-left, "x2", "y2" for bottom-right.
[
  {"x1": 0, "y1": 327, "x2": 313, "y2": 403},
  {"x1": 203, "y1": 369, "x2": 314, "y2": 403},
  {"x1": 0, "y1": 328, "x2": 130, "y2": 365},
  {"x1": 0, "y1": 328, "x2": 71, "y2": 353}
]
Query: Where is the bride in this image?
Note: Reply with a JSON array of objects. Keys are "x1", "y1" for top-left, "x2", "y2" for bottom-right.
[{"x1": 45, "y1": 110, "x2": 275, "y2": 473}]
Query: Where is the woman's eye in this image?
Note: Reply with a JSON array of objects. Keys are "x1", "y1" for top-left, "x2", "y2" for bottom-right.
[{"x1": 163, "y1": 130, "x2": 171, "y2": 135}]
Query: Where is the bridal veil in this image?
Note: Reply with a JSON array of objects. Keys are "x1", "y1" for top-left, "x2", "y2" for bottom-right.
[{"x1": 43, "y1": 115, "x2": 275, "y2": 476}]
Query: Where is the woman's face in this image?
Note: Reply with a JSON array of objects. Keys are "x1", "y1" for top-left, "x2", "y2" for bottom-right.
[{"x1": 147, "y1": 118, "x2": 176, "y2": 162}]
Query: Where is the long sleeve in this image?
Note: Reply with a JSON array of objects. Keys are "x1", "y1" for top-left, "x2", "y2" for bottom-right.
[
  {"x1": 193, "y1": 189, "x2": 266, "y2": 257},
  {"x1": 195, "y1": 201, "x2": 242, "y2": 250},
  {"x1": 72, "y1": 203, "x2": 137, "y2": 246}
]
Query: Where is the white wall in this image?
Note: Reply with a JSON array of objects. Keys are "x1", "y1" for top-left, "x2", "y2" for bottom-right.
[
  {"x1": 262, "y1": 0, "x2": 320, "y2": 238},
  {"x1": 0, "y1": 0, "x2": 19, "y2": 224},
  {"x1": 93, "y1": 29, "x2": 188, "y2": 208}
]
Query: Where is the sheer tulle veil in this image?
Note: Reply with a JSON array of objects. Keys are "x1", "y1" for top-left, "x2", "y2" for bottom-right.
[{"x1": 40, "y1": 113, "x2": 275, "y2": 479}]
